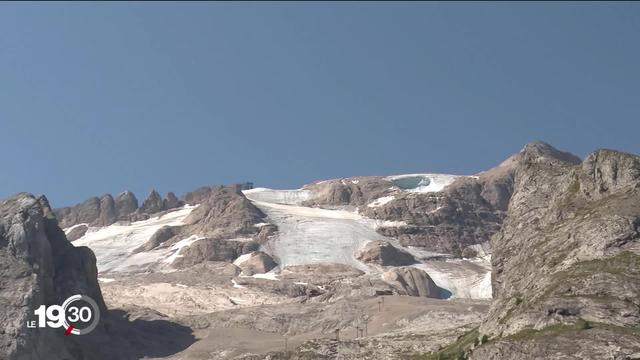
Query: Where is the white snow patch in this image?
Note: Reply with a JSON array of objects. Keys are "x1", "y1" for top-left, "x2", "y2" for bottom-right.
[
  {"x1": 253, "y1": 222, "x2": 270, "y2": 228},
  {"x1": 351, "y1": 179, "x2": 360, "y2": 184},
  {"x1": 367, "y1": 195, "x2": 396, "y2": 208},
  {"x1": 242, "y1": 187, "x2": 312, "y2": 205},
  {"x1": 98, "y1": 277, "x2": 116, "y2": 283},
  {"x1": 176, "y1": 283, "x2": 188, "y2": 288},
  {"x1": 252, "y1": 272, "x2": 280, "y2": 281},
  {"x1": 73, "y1": 205, "x2": 197, "y2": 273}
]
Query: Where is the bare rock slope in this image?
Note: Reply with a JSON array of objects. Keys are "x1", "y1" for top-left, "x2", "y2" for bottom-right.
[
  {"x1": 415, "y1": 143, "x2": 640, "y2": 359},
  {"x1": 0, "y1": 193, "x2": 106, "y2": 359}
]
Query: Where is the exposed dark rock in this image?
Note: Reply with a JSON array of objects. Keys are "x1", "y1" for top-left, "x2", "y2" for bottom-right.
[
  {"x1": 163, "y1": 192, "x2": 183, "y2": 210},
  {"x1": 355, "y1": 240, "x2": 416, "y2": 266},
  {"x1": 382, "y1": 267, "x2": 442, "y2": 298},
  {"x1": 139, "y1": 190, "x2": 164, "y2": 214},
  {"x1": 302, "y1": 177, "x2": 393, "y2": 207},
  {"x1": 54, "y1": 196, "x2": 101, "y2": 228},
  {"x1": 133, "y1": 225, "x2": 179, "y2": 253},
  {"x1": 97, "y1": 194, "x2": 117, "y2": 226},
  {"x1": 255, "y1": 224, "x2": 277, "y2": 244},
  {"x1": 66, "y1": 224, "x2": 88, "y2": 241},
  {"x1": 181, "y1": 185, "x2": 266, "y2": 239},
  {"x1": 173, "y1": 239, "x2": 247, "y2": 268},
  {"x1": 236, "y1": 251, "x2": 277, "y2": 275},
  {"x1": 115, "y1": 191, "x2": 138, "y2": 218}
]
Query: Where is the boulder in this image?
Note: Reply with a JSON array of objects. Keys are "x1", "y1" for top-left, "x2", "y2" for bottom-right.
[
  {"x1": 382, "y1": 267, "x2": 441, "y2": 298},
  {"x1": 235, "y1": 251, "x2": 277, "y2": 275},
  {"x1": 356, "y1": 241, "x2": 416, "y2": 266},
  {"x1": 133, "y1": 225, "x2": 179, "y2": 253},
  {"x1": 66, "y1": 224, "x2": 88, "y2": 241}
]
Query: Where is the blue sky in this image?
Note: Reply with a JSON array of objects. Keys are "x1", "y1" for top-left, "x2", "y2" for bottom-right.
[{"x1": 1, "y1": 2, "x2": 639, "y2": 207}]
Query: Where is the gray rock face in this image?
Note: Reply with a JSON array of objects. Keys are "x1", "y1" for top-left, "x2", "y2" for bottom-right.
[
  {"x1": 237, "y1": 251, "x2": 277, "y2": 275},
  {"x1": 355, "y1": 241, "x2": 416, "y2": 266},
  {"x1": 115, "y1": 191, "x2": 138, "y2": 217},
  {"x1": 133, "y1": 225, "x2": 178, "y2": 253},
  {"x1": 55, "y1": 191, "x2": 140, "y2": 228},
  {"x1": 55, "y1": 189, "x2": 186, "y2": 230},
  {"x1": 163, "y1": 192, "x2": 183, "y2": 210},
  {"x1": 359, "y1": 142, "x2": 582, "y2": 257},
  {"x1": 139, "y1": 190, "x2": 164, "y2": 214},
  {"x1": 54, "y1": 196, "x2": 102, "y2": 228},
  {"x1": 97, "y1": 194, "x2": 117, "y2": 226},
  {"x1": 303, "y1": 177, "x2": 396, "y2": 207},
  {"x1": 181, "y1": 185, "x2": 266, "y2": 239},
  {"x1": 0, "y1": 193, "x2": 106, "y2": 359},
  {"x1": 382, "y1": 267, "x2": 441, "y2": 298},
  {"x1": 469, "y1": 145, "x2": 640, "y2": 358},
  {"x1": 66, "y1": 224, "x2": 88, "y2": 241},
  {"x1": 173, "y1": 238, "x2": 258, "y2": 269}
]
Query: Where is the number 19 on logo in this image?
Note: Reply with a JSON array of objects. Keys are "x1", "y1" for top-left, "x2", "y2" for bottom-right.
[{"x1": 27, "y1": 295, "x2": 101, "y2": 336}]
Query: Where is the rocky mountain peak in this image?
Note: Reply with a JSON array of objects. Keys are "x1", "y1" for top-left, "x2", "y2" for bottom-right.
[
  {"x1": 114, "y1": 190, "x2": 138, "y2": 217},
  {"x1": 163, "y1": 191, "x2": 183, "y2": 210},
  {"x1": 140, "y1": 189, "x2": 164, "y2": 214},
  {"x1": 519, "y1": 140, "x2": 582, "y2": 165}
]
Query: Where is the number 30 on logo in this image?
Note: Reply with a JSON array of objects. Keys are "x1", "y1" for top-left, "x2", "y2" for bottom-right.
[{"x1": 28, "y1": 295, "x2": 101, "y2": 336}]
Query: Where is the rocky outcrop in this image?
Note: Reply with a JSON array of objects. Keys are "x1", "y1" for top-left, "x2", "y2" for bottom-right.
[
  {"x1": 172, "y1": 239, "x2": 259, "y2": 269},
  {"x1": 382, "y1": 267, "x2": 442, "y2": 298},
  {"x1": 355, "y1": 241, "x2": 416, "y2": 266},
  {"x1": 134, "y1": 185, "x2": 267, "y2": 263},
  {"x1": 236, "y1": 251, "x2": 277, "y2": 275},
  {"x1": 0, "y1": 193, "x2": 107, "y2": 359},
  {"x1": 55, "y1": 189, "x2": 187, "y2": 230},
  {"x1": 132, "y1": 225, "x2": 179, "y2": 253},
  {"x1": 448, "y1": 145, "x2": 640, "y2": 359},
  {"x1": 163, "y1": 192, "x2": 183, "y2": 210},
  {"x1": 181, "y1": 185, "x2": 266, "y2": 239},
  {"x1": 66, "y1": 224, "x2": 88, "y2": 241},
  {"x1": 54, "y1": 192, "x2": 134, "y2": 228},
  {"x1": 302, "y1": 177, "x2": 392, "y2": 207},
  {"x1": 360, "y1": 142, "x2": 582, "y2": 257},
  {"x1": 114, "y1": 191, "x2": 138, "y2": 217},
  {"x1": 139, "y1": 190, "x2": 164, "y2": 214}
]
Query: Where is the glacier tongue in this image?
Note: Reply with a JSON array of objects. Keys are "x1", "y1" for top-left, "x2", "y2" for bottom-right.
[
  {"x1": 243, "y1": 185, "x2": 492, "y2": 299},
  {"x1": 243, "y1": 192, "x2": 379, "y2": 272}
]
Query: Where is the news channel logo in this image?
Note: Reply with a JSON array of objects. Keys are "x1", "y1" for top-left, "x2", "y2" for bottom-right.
[{"x1": 27, "y1": 294, "x2": 100, "y2": 336}]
